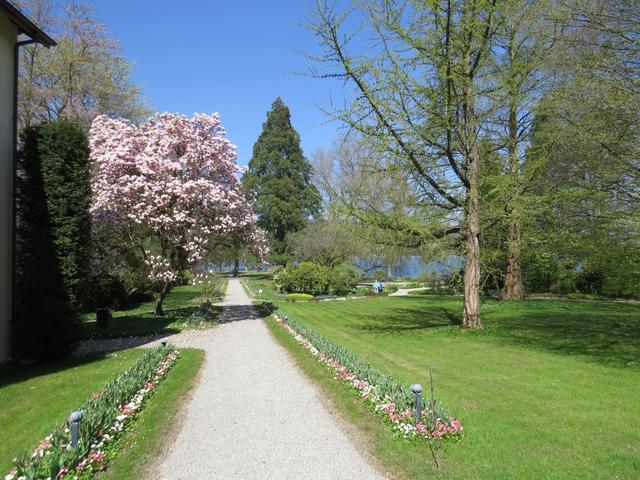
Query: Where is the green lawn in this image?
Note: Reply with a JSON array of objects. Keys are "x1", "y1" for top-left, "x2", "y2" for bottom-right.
[
  {"x1": 82, "y1": 283, "x2": 225, "y2": 339},
  {"x1": 0, "y1": 350, "x2": 144, "y2": 472},
  {"x1": 276, "y1": 295, "x2": 640, "y2": 479},
  {"x1": 242, "y1": 272, "x2": 284, "y2": 302}
]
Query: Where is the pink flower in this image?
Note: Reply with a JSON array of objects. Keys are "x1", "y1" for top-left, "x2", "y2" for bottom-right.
[{"x1": 90, "y1": 451, "x2": 106, "y2": 463}]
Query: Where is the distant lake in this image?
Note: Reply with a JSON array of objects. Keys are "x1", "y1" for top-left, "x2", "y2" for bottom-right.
[
  {"x1": 354, "y1": 255, "x2": 463, "y2": 279},
  {"x1": 207, "y1": 255, "x2": 463, "y2": 279}
]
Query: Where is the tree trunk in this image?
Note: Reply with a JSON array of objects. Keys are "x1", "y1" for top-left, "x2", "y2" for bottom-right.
[
  {"x1": 502, "y1": 207, "x2": 525, "y2": 300},
  {"x1": 154, "y1": 283, "x2": 171, "y2": 315},
  {"x1": 463, "y1": 143, "x2": 482, "y2": 329},
  {"x1": 501, "y1": 46, "x2": 525, "y2": 302},
  {"x1": 233, "y1": 256, "x2": 240, "y2": 277}
]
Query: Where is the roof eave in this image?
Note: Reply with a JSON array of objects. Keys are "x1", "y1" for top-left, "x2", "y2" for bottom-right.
[{"x1": 0, "y1": 0, "x2": 56, "y2": 47}]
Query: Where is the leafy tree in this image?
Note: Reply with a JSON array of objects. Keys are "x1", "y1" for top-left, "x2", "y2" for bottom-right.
[
  {"x1": 28, "y1": 121, "x2": 91, "y2": 309},
  {"x1": 15, "y1": 0, "x2": 150, "y2": 130},
  {"x1": 289, "y1": 220, "x2": 357, "y2": 268},
  {"x1": 243, "y1": 98, "x2": 321, "y2": 265},
  {"x1": 518, "y1": 0, "x2": 640, "y2": 298},
  {"x1": 488, "y1": 0, "x2": 556, "y2": 300},
  {"x1": 14, "y1": 124, "x2": 81, "y2": 361},
  {"x1": 311, "y1": 1, "x2": 500, "y2": 328},
  {"x1": 90, "y1": 113, "x2": 266, "y2": 314}
]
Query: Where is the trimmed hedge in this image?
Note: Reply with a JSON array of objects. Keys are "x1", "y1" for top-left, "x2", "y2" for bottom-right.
[
  {"x1": 15, "y1": 122, "x2": 89, "y2": 360},
  {"x1": 285, "y1": 293, "x2": 314, "y2": 302}
]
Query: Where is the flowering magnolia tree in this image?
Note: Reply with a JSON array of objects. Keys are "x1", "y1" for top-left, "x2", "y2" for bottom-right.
[{"x1": 89, "y1": 112, "x2": 267, "y2": 313}]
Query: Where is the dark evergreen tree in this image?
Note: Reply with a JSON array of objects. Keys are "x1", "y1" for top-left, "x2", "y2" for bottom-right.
[
  {"x1": 37, "y1": 121, "x2": 92, "y2": 309},
  {"x1": 243, "y1": 98, "x2": 321, "y2": 264},
  {"x1": 14, "y1": 121, "x2": 87, "y2": 360}
]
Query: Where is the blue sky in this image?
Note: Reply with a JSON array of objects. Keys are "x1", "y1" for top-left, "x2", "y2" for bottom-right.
[{"x1": 93, "y1": 0, "x2": 347, "y2": 166}]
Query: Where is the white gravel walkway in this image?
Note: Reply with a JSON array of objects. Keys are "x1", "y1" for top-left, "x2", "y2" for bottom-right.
[{"x1": 149, "y1": 278, "x2": 386, "y2": 480}]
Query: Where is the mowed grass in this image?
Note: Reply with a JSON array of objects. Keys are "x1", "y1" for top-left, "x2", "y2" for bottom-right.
[
  {"x1": 278, "y1": 295, "x2": 640, "y2": 479},
  {"x1": 82, "y1": 283, "x2": 225, "y2": 339},
  {"x1": 242, "y1": 272, "x2": 283, "y2": 302},
  {"x1": 0, "y1": 350, "x2": 144, "y2": 472}
]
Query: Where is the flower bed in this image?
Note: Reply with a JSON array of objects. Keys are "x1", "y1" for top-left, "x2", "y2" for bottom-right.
[
  {"x1": 6, "y1": 345, "x2": 179, "y2": 480},
  {"x1": 272, "y1": 310, "x2": 462, "y2": 444}
]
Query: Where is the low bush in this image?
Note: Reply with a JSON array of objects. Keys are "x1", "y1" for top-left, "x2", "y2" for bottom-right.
[
  {"x1": 286, "y1": 293, "x2": 314, "y2": 302},
  {"x1": 353, "y1": 287, "x2": 374, "y2": 296},
  {"x1": 255, "y1": 300, "x2": 276, "y2": 316},
  {"x1": 274, "y1": 262, "x2": 359, "y2": 296},
  {"x1": 385, "y1": 285, "x2": 399, "y2": 294}
]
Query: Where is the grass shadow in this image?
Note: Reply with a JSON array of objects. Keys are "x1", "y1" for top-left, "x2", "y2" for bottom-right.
[
  {"x1": 343, "y1": 296, "x2": 640, "y2": 367},
  {"x1": 82, "y1": 305, "x2": 223, "y2": 340},
  {"x1": 480, "y1": 300, "x2": 640, "y2": 367},
  {"x1": 0, "y1": 351, "x2": 113, "y2": 390}
]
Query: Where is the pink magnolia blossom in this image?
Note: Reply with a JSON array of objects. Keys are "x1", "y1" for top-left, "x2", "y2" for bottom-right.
[{"x1": 89, "y1": 112, "x2": 267, "y2": 286}]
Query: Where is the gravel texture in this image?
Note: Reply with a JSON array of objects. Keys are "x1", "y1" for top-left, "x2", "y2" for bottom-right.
[{"x1": 149, "y1": 278, "x2": 387, "y2": 479}]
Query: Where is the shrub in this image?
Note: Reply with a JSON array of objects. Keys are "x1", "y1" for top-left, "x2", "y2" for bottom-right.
[
  {"x1": 286, "y1": 293, "x2": 314, "y2": 302},
  {"x1": 19, "y1": 120, "x2": 92, "y2": 309},
  {"x1": 353, "y1": 287, "x2": 373, "y2": 296},
  {"x1": 14, "y1": 123, "x2": 88, "y2": 360},
  {"x1": 256, "y1": 300, "x2": 276, "y2": 316},
  {"x1": 274, "y1": 262, "x2": 359, "y2": 296},
  {"x1": 385, "y1": 285, "x2": 399, "y2": 293}
]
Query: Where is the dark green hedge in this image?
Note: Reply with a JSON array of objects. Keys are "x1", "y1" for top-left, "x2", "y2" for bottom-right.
[{"x1": 14, "y1": 120, "x2": 90, "y2": 360}]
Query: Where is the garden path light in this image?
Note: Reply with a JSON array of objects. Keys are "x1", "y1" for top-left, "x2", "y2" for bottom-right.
[
  {"x1": 69, "y1": 411, "x2": 82, "y2": 448},
  {"x1": 411, "y1": 384, "x2": 423, "y2": 421}
]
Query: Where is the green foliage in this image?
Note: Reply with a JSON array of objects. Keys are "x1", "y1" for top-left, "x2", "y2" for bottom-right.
[
  {"x1": 274, "y1": 262, "x2": 327, "y2": 296},
  {"x1": 288, "y1": 220, "x2": 356, "y2": 267},
  {"x1": 242, "y1": 98, "x2": 321, "y2": 264},
  {"x1": 274, "y1": 262, "x2": 359, "y2": 296},
  {"x1": 285, "y1": 293, "x2": 314, "y2": 302},
  {"x1": 24, "y1": 120, "x2": 92, "y2": 308},
  {"x1": 353, "y1": 287, "x2": 375, "y2": 296},
  {"x1": 14, "y1": 122, "x2": 88, "y2": 361},
  {"x1": 255, "y1": 300, "x2": 276, "y2": 316}
]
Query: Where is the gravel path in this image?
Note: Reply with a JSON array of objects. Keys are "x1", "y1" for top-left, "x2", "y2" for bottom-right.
[
  {"x1": 389, "y1": 287, "x2": 429, "y2": 297},
  {"x1": 149, "y1": 278, "x2": 386, "y2": 480}
]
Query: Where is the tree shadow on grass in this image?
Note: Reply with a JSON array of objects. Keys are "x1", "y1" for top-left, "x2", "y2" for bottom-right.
[
  {"x1": 352, "y1": 297, "x2": 461, "y2": 334},
  {"x1": 81, "y1": 305, "x2": 223, "y2": 340},
  {"x1": 350, "y1": 297, "x2": 640, "y2": 368},
  {"x1": 0, "y1": 352, "x2": 113, "y2": 390},
  {"x1": 481, "y1": 302, "x2": 640, "y2": 368}
]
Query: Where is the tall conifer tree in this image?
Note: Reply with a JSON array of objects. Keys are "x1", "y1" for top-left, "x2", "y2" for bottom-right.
[{"x1": 243, "y1": 98, "x2": 321, "y2": 264}]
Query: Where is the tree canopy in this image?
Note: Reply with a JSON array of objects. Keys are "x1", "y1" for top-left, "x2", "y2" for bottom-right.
[{"x1": 243, "y1": 98, "x2": 321, "y2": 265}]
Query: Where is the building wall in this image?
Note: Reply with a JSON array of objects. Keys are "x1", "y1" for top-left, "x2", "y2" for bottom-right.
[{"x1": 0, "y1": 14, "x2": 17, "y2": 363}]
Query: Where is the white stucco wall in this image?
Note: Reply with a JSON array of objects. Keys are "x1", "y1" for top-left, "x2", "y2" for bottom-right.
[{"x1": 0, "y1": 14, "x2": 17, "y2": 363}]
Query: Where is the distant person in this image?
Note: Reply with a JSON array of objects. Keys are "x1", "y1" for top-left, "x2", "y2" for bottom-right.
[{"x1": 373, "y1": 280, "x2": 383, "y2": 295}]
